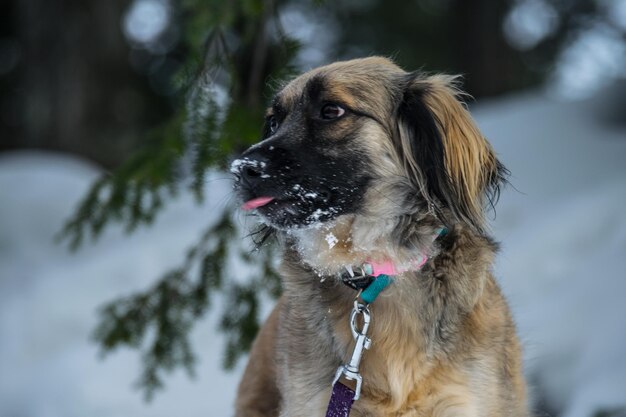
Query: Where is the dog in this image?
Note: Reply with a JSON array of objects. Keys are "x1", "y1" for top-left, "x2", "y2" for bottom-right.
[{"x1": 231, "y1": 57, "x2": 528, "y2": 417}]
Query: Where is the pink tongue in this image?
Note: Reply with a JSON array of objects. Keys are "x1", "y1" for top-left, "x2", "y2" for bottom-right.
[{"x1": 242, "y1": 196, "x2": 275, "y2": 211}]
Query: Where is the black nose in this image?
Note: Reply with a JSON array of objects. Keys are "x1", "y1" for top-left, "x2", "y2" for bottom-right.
[{"x1": 233, "y1": 151, "x2": 270, "y2": 186}]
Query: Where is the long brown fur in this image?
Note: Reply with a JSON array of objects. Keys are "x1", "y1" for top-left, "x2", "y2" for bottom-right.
[{"x1": 234, "y1": 57, "x2": 528, "y2": 417}]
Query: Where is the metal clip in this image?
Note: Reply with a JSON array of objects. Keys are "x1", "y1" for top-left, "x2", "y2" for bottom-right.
[
  {"x1": 332, "y1": 302, "x2": 371, "y2": 400},
  {"x1": 338, "y1": 265, "x2": 374, "y2": 291},
  {"x1": 338, "y1": 265, "x2": 366, "y2": 280}
]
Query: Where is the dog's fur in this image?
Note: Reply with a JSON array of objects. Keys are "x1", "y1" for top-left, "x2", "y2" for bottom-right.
[{"x1": 231, "y1": 57, "x2": 528, "y2": 417}]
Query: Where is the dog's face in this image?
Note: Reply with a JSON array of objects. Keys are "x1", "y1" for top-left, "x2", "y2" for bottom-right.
[{"x1": 232, "y1": 57, "x2": 506, "y2": 234}]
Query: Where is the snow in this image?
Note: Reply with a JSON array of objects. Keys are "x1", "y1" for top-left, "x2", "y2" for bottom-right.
[
  {"x1": 305, "y1": 208, "x2": 338, "y2": 228},
  {"x1": 229, "y1": 157, "x2": 266, "y2": 175},
  {"x1": 325, "y1": 232, "x2": 339, "y2": 249},
  {"x1": 0, "y1": 88, "x2": 625, "y2": 416}
]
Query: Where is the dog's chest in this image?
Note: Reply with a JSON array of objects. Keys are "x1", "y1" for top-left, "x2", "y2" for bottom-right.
[{"x1": 279, "y1": 294, "x2": 453, "y2": 416}]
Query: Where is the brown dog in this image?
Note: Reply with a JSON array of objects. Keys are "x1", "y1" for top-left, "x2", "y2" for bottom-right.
[{"x1": 231, "y1": 57, "x2": 528, "y2": 416}]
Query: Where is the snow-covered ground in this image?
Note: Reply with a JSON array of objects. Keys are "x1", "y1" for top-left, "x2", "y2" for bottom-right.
[{"x1": 0, "y1": 89, "x2": 625, "y2": 417}]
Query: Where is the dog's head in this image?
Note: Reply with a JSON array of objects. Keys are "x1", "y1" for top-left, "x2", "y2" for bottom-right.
[{"x1": 231, "y1": 57, "x2": 506, "y2": 237}]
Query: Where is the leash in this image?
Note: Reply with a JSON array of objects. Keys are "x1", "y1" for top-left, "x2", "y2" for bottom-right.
[{"x1": 324, "y1": 228, "x2": 447, "y2": 417}]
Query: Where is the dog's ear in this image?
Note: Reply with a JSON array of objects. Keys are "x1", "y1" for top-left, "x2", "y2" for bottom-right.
[{"x1": 395, "y1": 73, "x2": 508, "y2": 232}]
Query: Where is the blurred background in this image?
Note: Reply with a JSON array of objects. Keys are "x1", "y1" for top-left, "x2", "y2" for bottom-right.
[{"x1": 1, "y1": 0, "x2": 625, "y2": 416}]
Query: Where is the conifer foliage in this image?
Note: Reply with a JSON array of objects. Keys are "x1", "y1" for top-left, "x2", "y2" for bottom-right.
[{"x1": 60, "y1": 0, "x2": 296, "y2": 398}]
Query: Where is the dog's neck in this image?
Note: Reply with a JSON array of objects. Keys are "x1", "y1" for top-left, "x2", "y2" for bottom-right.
[{"x1": 284, "y1": 212, "x2": 444, "y2": 277}]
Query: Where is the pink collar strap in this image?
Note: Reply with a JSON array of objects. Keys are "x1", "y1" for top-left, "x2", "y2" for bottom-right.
[
  {"x1": 364, "y1": 255, "x2": 428, "y2": 277},
  {"x1": 340, "y1": 227, "x2": 447, "y2": 292}
]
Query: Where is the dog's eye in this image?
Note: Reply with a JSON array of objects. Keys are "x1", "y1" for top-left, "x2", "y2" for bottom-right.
[
  {"x1": 268, "y1": 116, "x2": 279, "y2": 135},
  {"x1": 321, "y1": 103, "x2": 345, "y2": 120}
]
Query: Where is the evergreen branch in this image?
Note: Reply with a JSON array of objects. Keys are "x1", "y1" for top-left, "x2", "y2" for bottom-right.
[
  {"x1": 58, "y1": 73, "x2": 223, "y2": 249},
  {"x1": 91, "y1": 209, "x2": 280, "y2": 398},
  {"x1": 61, "y1": 0, "x2": 297, "y2": 400},
  {"x1": 92, "y1": 210, "x2": 232, "y2": 398},
  {"x1": 58, "y1": 114, "x2": 185, "y2": 250}
]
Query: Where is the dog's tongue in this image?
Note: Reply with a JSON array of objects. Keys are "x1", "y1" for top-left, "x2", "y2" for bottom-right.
[{"x1": 242, "y1": 196, "x2": 275, "y2": 211}]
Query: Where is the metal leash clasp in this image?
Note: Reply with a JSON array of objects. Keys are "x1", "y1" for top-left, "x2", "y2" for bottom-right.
[{"x1": 332, "y1": 301, "x2": 371, "y2": 400}]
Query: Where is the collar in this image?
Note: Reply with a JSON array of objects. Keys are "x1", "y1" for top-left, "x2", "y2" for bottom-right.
[{"x1": 339, "y1": 227, "x2": 448, "y2": 303}]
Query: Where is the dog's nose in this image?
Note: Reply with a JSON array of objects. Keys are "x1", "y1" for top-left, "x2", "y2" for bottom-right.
[{"x1": 235, "y1": 151, "x2": 270, "y2": 185}]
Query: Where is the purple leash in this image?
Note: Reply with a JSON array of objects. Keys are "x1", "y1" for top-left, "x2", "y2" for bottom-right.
[{"x1": 325, "y1": 382, "x2": 356, "y2": 417}]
